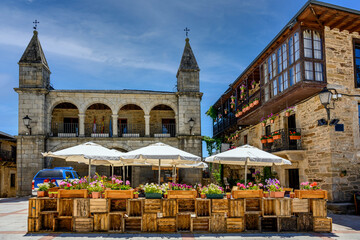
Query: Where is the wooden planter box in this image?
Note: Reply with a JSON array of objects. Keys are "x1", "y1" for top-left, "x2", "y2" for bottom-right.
[
  {"x1": 273, "y1": 135, "x2": 281, "y2": 140},
  {"x1": 232, "y1": 190, "x2": 263, "y2": 199},
  {"x1": 167, "y1": 190, "x2": 197, "y2": 199},
  {"x1": 270, "y1": 191, "x2": 285, "y2": 198},
  {"x1": 290, "y1": 135, "x2": 301, "y2": 140},
  {"x1": 58, "y1": 189, "x2": 88, "y2": 198},
  {"x1": 295, "y1": 190, "x2": 327, "y2": 199},
  {"x1": 105, "y1": 189, "x2": 134, "y2": 199}
]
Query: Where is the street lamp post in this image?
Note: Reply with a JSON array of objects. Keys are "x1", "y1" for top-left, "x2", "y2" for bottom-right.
[
  {"x1": 188, "y1": 118, "x2": 195, "y2": 135},
  {"x1": 23, "y1": 115, "x2": 32, "y2": 135}
]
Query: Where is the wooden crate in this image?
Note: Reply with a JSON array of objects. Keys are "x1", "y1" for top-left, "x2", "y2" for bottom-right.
[
  {"x1": 210, "y1": 213, "x2": 226, "y2": 233},
  {"x1": 261, "y1": 217, "x2": 278, "y2": 232},
  {"x1": 228, "y1": 199, "x2": 245, "y2": 217},
  {"x1": 105, "y1": 189, "x2": 134, "y2": 199},
  {"x1": 39, "y1": 198, "x2": 58, "y2": 212},
  {"x1": 90, "y1": 199, "x2": 108, "y2": 213},
  {"x1": 232, "y1": 190, "x2": 263, "y2": 199},
  {"x1": 74, "y1": 217, "x2": 93, "y2": 232},
  {"x1": 144, "y1": 199, "x2": 162, "y2": 213},
  {"x1": 124, "y1": 217, "x2": 142, "y2": 232},
  {"x1": 58, "y1": 199, "x2": 73, "y2": 217},
  {"x1": 279, "y1": 216, "x2": 297, "y2": 232},
  {"x1": 109, "y1": 214, "x2": 123, "y2": 232},
  {"x1": 128, "y1": 199, "x2": 143, "y2": 217},
  {"x1": 192, "y1": 217, "x2": 210, "y2": 232},
  {"x1": 142, "y1": 213, "x2": 157, "y2": 232},
  {"x1": 196, "y1": 199, "x2": 210, "y2": 217},
  {"x1": 297, "y1": 213, "x2": 313, "y2": 231},
  {"x1": 39, "y1": 212, "x2": 57, "y2": 231},
  {"x1": 212, "y1": 199, "x2": 228, "y2": 214},
  {"x1": 294, "y1": 190, "x2": 327, "y2": 199},
  {"x1": 313, "y1": 217, "x2": 332, "y2": 232},
  {"x1": 54, "y1": 217, "x2": 73, "y2": 232},
  {"x1": 163, "y1": 199, "x2": 177, "y2": 217},
  {"x1": 245, "y1": 213, "x2": 260, "y2": 231},
  {"x1": 262, "y1": 199, "x2": 276, "y2": 216},
  {"x1": 275, "y1": 199, "x2": 291, "y2": 217},
  {"x1": 310, "y1": 199, "x2": 327, "y2": 217},
  {"x1": 246, "y1": 199, "x2": 262, "y2": 212},
  {"x1": 178, "y1": 199, "x2": 195, "y2": 213},
  {"x1": 28, "y1": 199, "x2": 39, "y2": 218},
  {"x1": 73, "y1": 199, "x2": 90, "y2": 217},
  {"x1": 292, "y1": 199, "x2": 309, "y2": 213},
  {"x1": 226, "y1": 217, "x2": 244, "y2": 232},
  {"x1": 158, "y1": 218, "x2": 176, "y2": 232},
  {"x1": 168, "y1": 190, "x2": 197, "y2": 199},
  {"x1": 109, "y1": 199, "x2": 127, "y2": 213},
  {"x1": 93, "y1": 213, "x2": 108, "y2": 232},
  {"x1": 58, "y1": 189, "x2": 87, "y2": 198},
  {"x1": 28, "y1": 217, "x2": 39, "y2": 232},
  {"x1": 176, "y1": 213, "x2": 191, "y2": 231}
]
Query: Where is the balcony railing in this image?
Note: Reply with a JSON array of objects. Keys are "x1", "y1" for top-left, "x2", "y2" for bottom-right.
[
  {"x1": 0, "y1": 149, "x2": 16, "y2": 162},
  {"x1": 118, "y1": 123, "x2": 145, "y2": 137},
  {"x1": 151, "y1": 123, "x2": 176, "y2": 137},
  {"x1": 262, "y1": 128, "x2": 302, "y2": 153},
  {"x1": 51, "y1": 122, "x2": 79, "y2": 137},
  {"x1": 213, "y1": 114, "x2": 237, "y2": 137}
]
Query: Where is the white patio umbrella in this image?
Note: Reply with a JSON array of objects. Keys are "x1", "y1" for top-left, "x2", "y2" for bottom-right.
[
  {"x1": 120, "y1": 142, "x2": 202, "y2": 184},
  {"x1": 42, "y1": 142, "x2": 126, "y2": 178},
  {"x1": 205, "y1": 144, "x2": 291, "y2": 184}
]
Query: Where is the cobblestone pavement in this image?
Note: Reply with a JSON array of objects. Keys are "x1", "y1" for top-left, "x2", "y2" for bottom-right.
[{"x1": 1, "y1": 197, "x2": 359, "y2": 240}]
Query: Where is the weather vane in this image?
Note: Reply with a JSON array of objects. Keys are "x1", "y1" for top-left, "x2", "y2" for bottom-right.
[
  {"x1": 33, "y1": 20, "x2": 39, "y2": 30},
  {"x1": 184, "y1": 27, "x2": 190, "y2": 37}
]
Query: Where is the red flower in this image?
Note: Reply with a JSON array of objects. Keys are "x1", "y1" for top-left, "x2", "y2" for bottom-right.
[{"x1": 310, "y1": 182, "x2": 317, "y2": 187}]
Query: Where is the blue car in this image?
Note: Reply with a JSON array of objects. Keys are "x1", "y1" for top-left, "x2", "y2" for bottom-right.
[{"x1": 32, "y1": 167, "x2": 79, "y2": 195}]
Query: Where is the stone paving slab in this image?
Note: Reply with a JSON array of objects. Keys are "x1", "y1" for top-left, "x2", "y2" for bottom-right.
[{"x1": 0, "y1": 197, "x2": 359, "y2": 240}]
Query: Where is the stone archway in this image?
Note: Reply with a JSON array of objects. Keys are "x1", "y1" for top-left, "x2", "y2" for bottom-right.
[
  {"x1": 51, "y1": 102, "x2": 79, "y2": 137},
  {"x1": 118, "y1": 104, "x2": 145, "y2": 137},
  {"x1": 85, "y1": 103, "x2": 112, "y2": 137},
  {"x1": 149, "y1": 104, "x2": 176, "y2": 137}
]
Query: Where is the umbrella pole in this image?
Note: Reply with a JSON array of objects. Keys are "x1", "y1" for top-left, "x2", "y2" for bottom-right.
[
  {"x1": 244, "y1": 158, "x2": 248, "y2": 186},
  {"x1": 111, "y1": 164, "x2": 114, "y2": 182},
  {"x1": 158, "y1": 159, "x2": 161, "y2": 185},
  {"x1": 88, "y1": 159, "x2": 92, "y2": 182},
  {"x1": 122, "y1": 166, "x2": 125, "y2": 181},
  {"x1": 172, "y1": 166, "x2": 176, "y2": 183}
]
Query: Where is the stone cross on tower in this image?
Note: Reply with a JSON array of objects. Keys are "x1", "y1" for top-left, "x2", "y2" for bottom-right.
[
  {"x1": 184, "y1": 27, "x2": 190, "y2": 37},
  {"x1": 33, "y1": 20, "x2": 39, "y2": 30}
]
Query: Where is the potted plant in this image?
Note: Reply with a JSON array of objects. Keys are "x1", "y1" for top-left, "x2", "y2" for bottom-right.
[
  {"x1": 254, "y1": 98, "x2": 259, "y2": 105},
  {"x1": 268, "y1": 113, "x2": 276, "y2": 124},
  {"x1": 245, "y1": 104, "x2": 250, "y2": 111},
  {"x1": 290, "y1": 190, "x2": 295, "y2": 198},
  {"x1": 289, "y1": 131, "x2": 301, "y2": 140},
  {"x1": 263, "y1": 191, "x2": 269, "y2": 198},
  {"x1": 205, "y1": 106, "x2": 218, "y2": 122},
  {"x1": 260, "y1": 135, "x2": 267, "y2": 144},
  {"x1": 266, "y1": 179, "x2": 284, "y2": 198},
  {"x1": 37, "y1": 183, "x2": 50, "y2": 197},
  {"x1": 240, "y1": 84, "x2": 246, "y2": 93},
  {"x1": 168, "y1": 183, "x2": 197, "y2": 199},
  {"x1": 204, "y1": 183, "x2": 224, "y2": 199},
  {"x1": 144, "y1": 183, "x2": 163, "y2": 199},
  {"x1": 267, "y1": 136, "x2": 274, "y2": 143},
  {"x1": 88, "y1": 181, "x2": 104, "y2": 199},
  {"x1": 295, "y1": 182, "x2": 327, "y2": 199},
  {"x1": 272, "y1": 131, "x2": 281, "y2": 140},
  {"x1": 249, "y1": 101, "x2": 254, "y2": 108},
  {"x1": 232, "y1": 182, "x2": 263, "y2": 199},
  {"x1": 105, "y1": 179, "x2": 134, "y2": 199},
  {"x1": 224, "y1": 108, "x2": 228, "y2": 114},
  {"x1": 230, "y1": 102, "x2": 236, "y2": 109},
  {"x1": 251, "y1": 80, "x2": 256, "y2": 89},
  {"x1": 242, "y1": 106, "x2": 246, "y2": 113},
  {"x1": 260, "y1": 117, "x2": 267, "y2": 127},
  {"x1": 59, "y1": 178, "x2": 88, "y2": 198},
  {"x1": 241, "y1": 91, "x2": 246, "y2": 99},
  {"x1": 231, "y1": 96, "x2": 236, "y2": 102},
  {"x1": 285, "y1": 106, "x2": 295, "y2": 117}
]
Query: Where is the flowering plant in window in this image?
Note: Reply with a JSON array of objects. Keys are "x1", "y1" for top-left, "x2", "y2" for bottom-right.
[
  {"x1": 285, "y1": 106, "x2": 295, "y2": 113},
  {"x1": 260, "y1": 135, "x2": 268, "y2": 140},
  {"x1": 240, "y1": 84, "x2": 246, "y2": 92},
  {"x1": 231, "y1": 96, "x2": 236, "y2": 102},
  {"x1": 230, "y1": 102, "x2": 236, "y2": 108},
  {"x1": 251, "y1": 80, "x2": 256, "y2": 88},
  {"x1": 268, "y1": 113, "x2": 277, "y2": 122},
  {"x1": 289, "y1": 131, "x2": 300, "y2": 136},
  {"x1": 265, "y1": 178, "x2": 282, "y2": 192},
  {"x1": 300, "y1": 181, "x2": 320, "y2": 190}
]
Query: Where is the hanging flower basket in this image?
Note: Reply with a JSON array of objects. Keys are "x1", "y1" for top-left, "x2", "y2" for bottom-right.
[
  {"x1": 270, "y1": 119, "x2": 275, "y2": 124},
  {"x1": 254, "y1": 99, "x2": 259, "y2": 105},
  {"x1": 285, "y1": 112, "x2": 291, "y2": 117},
  {"x1": 290, "y1": 135, "x2": 301, "y2": 140},
  {"x1": 267, "y1": 137, "x2": 274, "y2": 143},
  {"x1": 272, "y1": 132, "x2": 281, "y2": 140},
  {"x1": 250, "y1": 103, "x2": 254, "y2": 108}
]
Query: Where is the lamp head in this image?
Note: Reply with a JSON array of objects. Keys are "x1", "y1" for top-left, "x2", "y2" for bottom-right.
[
  {"x1": 23, "y1": 115, "x2": 31, "y2": 127},
  {"x1": 188, "y1": 118, "x2": 195, "y2": 128},
  {"x1": 319, "y1": 87, "x2": 332, "y2": 108}
]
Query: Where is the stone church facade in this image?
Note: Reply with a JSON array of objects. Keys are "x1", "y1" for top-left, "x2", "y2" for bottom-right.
[{"x1": 15, "y1": 31, "x2": 202, "y2": 196}]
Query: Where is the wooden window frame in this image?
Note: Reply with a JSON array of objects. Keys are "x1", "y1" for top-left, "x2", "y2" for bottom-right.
[{"x1": 353, "y1": 39, "x2": 360, "y2": 88}]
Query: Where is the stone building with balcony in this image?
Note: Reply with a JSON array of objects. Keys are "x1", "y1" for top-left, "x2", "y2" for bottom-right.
[
  {"x1": 0, "y1": 131, "x2": 17, "y2": 197},
  {"x1": 211, "y1": 1, "x2": 360, "y2": 204},
  {"x1": 15, "y1": 30, "x2": 202, "y2": 196}
]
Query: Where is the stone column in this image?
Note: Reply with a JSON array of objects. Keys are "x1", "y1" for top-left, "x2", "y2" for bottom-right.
[
  {"x1": 144, "y1": 115, "x2": 150, "y2": 137},
  {"x1": 78, "y1": 113, "x2": 85, "y2": 137},
  {"x1": 112, "y1": 114, "x2": 118, "y2": 137}
]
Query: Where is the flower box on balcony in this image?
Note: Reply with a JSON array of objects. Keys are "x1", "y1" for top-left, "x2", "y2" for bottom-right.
[
  {"x1": 261, "y1": 139, "x2": 267, "y2": 144},
  {"x1": 267, "y1": 138, "x2": 274, "y2": 143},
  {"x1": 290, "y1": 135, "x2": 301, "y2": 140},
  {"x1": 294, "y1": 190, "x2": 327, "y2": 199},
  {"x1": 232, "y1": 190, "x2": 263, "y2": 199},
  {"x1": 167, "y1": 190, "x2": 197, "y2": 199},
  {"x1": 58, "y1": 189, "x2": 88, "y2": 198},
  {"x1": 105, "y1": 189, "x2": 134, "y2": 199},
  {"x1": 273, "y1": 134, "x2": 281, "y2": 140}
]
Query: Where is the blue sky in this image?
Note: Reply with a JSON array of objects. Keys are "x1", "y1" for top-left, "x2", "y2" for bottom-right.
[{"x1": 1, "y1": 0, "x2": 359, "y2": 155}]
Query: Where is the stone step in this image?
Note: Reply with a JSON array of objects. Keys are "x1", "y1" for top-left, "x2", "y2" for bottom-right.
[{"x1": 327, "y1": 202, "x2": 356, "y2": 215}]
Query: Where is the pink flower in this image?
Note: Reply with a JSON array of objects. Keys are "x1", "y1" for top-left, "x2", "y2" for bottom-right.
[
  {"x1": 115, "y1": 179, "x2": 120, "y2": 184},
  {"x1": 126, "y1": 180, "x2": 130, "y2": 185},
  {"x1": 67, "y1": 183, "x2": 72, "y2": 188},
  {"x1": 112, "y1": 177, "x2": 116, "y2": 181}
]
